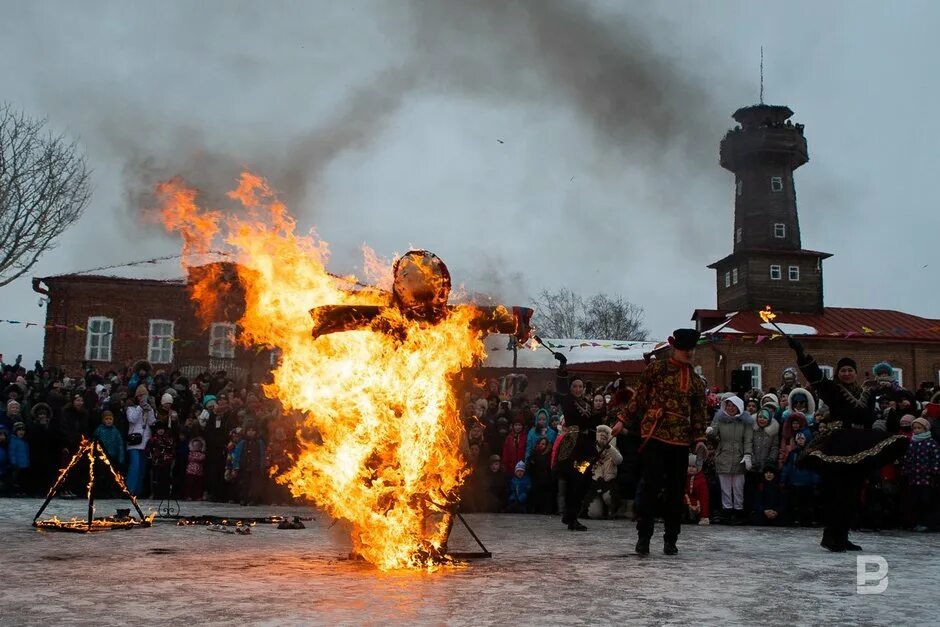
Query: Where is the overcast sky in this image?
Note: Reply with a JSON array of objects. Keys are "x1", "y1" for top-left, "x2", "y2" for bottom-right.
[{"x1": 1, "y1": 1, "x2": 937, "y2": 364}]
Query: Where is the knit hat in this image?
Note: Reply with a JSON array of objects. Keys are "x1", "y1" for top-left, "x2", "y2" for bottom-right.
[
  {"x1": 760, "y1": 393, "x2": 779, "y2": 408},
  {"x1": 12, "y1": 422, "x2": 24, "y2": 432},
  {"x1": 514, "y1": 461, "x2": 526, "y2": 473},
  {"x1": 688, "y1": 453, "x2": 698, "y2": 466},
  {"x1": 912, "y1": 417, "x2": 930, "y2": 431},
  {"x1": 160, "y1": 392, "x2": 174, "y2": 406},
  {"x1": 836, "y1": 357, "x2": 857, "y2": 373},
  {"x1": 511, "y1": 414, "x2": 525, "y2": 426},
  {"x1": 596, "y1": 424, "x2": 612, "y2": 436},
  {"x1": 872, "y1": 361, "x2": 893, "y2": 377},
  {"x1": 6, "y1": 400, "x2": 20, "y2": 412},
  {"x1": 489, "y1": 454, "x2": 501, "y2": 463},
  {"x1": 899, "y1": 414, "x2": 915, "y2": 428},
  {"x1": 723, "y1": 395, "x2": 745, "y2": 415},
  {"x1": 101, "y1": 410, "x2": 113, "y2": 419},
  {"x1": 924, "y1": 403, "x2": 940, "y2": 420}
]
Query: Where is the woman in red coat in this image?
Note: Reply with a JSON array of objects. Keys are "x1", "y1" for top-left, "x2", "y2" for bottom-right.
[{"x1": 501, "y1": 415, "x2": 527, "y2": 476}]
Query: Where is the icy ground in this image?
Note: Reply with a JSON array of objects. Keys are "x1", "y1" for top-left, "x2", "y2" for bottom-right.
[{"x1": 1, "y1": 498, "x2": 938, "y2": 626}]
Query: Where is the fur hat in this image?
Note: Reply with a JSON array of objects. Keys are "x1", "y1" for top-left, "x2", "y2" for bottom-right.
[
  {"x1": 872, "y1": 361, "x2": 894, "y2": 377},
  {"x1": 912, "y1": 417, "x2": 930, "y2": 432},
  {"x1": 760, "y1": 393, "x2": 779, "y2": 408},
  {"x1": 31, "y1": 402, "x2": 51, "y2": 418},
  {"x1": 899, "y1": 414, "x2": 915, "y2": 428},
  {"x1": 668, "y1": 328, "x2": 700, "y2": 351},
  {"x1": 514, "y1": 461, "x2": 526, "y2": 474},
  {"x1": 836, "y1": 357, "x2": 858, "y2": 373}
]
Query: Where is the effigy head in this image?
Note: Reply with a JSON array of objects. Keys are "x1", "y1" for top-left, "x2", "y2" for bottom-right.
[{"x1": 392, "y1": 250, "x2": 452, "y2": 317}]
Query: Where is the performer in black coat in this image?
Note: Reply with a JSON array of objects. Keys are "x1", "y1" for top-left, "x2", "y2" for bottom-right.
[
  {"x1": 789, "y1": 339, "x2": 908, "y2": 551},
  {"x1": 553, "y1": 354, "x2": 601, "y2": 531}
]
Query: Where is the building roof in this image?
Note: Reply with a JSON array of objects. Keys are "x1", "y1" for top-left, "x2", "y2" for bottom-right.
[
  {"x1": 480, "y1": 335, "x2": 662, "y2": 374},
  {"x1": 707, "y1": 248, "x2": 832, "y2": 269},
  {"x1": 702, "y1": 307, "x2": 940, "y2": 342}
]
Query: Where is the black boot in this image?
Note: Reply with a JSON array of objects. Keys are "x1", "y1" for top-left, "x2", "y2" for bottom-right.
[
  {"x1": 663, "y1": 539, "x2": 678, "y2": 555},
  {"x1": 820, "y1": 527, "x2": 845, "y2": 552},
  {"x1": 568, "y1": 520, "x2": 587, "y2": 531},
  {"x1": 841, "y1": 528, "x2": 862, "y2": 551},
  {"x1": 635, "y1": 536, "x2": 650, "y2": 556}
]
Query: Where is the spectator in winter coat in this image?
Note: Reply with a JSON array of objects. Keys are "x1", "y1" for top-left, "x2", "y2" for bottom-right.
[
  {"x1": 525, "y1": 409, "x2": 557, "y2": 461},
  {"x1": 753, "y1": 466, "x2": 784, "y2": 525},
  {"x1": 684, "y1": 454, "x2": 710, "y2": 525},
  {"x1": 147, "y1": 422, "x2": 175, "y2": 499},
  {"x1": 126, "y1": 387, "x2": 157, "y2": 496},
  {"x1": 901, "y1": 418, "x2": 940, "y2": 531},
  {"x1": 501, "y1": 417, "x2": 527, "y2": 477},
  {"x1": 184, "y1": 435, "x2": 207, "y2": 501},
  {"x1": 777, "y1": 412, "x2": 808, "y2": 469},
  {"x1": 708, "y1": 396, "x2": 754, "y2": 523},
  {"x1": 526, "y1": 437, "x2": 555, "y2": 514},
  {"x1": 586, "y1": 425, "x2": 623, "y2": 519},
  {"x1": 787, "y1": 388, "x2": 816, "y2": 423},
  {"x1": 484, "y1": 454, "x2": 506, "y2": 512},
  {"x1": 233, "y1": 424, "x2": 266, "y2": 505},
  {"x1": 746, "y1": 410, "x2": 780, "y2": 512},
  {"x1": 92, "y1": 411, "x2": 125, "y2": 467},
  {"x1": 781, "y1": 429, "x2": 820, "y2": 525},
  {"x1": 507, "y1": 461, "x2": 531, "y2": 513},
  {"x1": 9, "y1": 422, "x2": 29, "y2": 495}
]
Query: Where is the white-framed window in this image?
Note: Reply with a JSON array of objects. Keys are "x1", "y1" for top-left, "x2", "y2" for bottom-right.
[
  {"x1": 732, "y1": 267, "x2": 739, "y2": 284},
  {"x1": 85, "y1": 317, "x2": 113, "y2": 362},
  {"x1": 148, "y1": 320, "x2": 174, "y2": 364},
  {"x1": 820, "y1": 365, "x2": 834, "y2": 380},
  {"x1": 770, "y1": 265, "x2": 782, "y2": 280},
  {"x1": 771, "y1": 176, "x2": 783, "y2": 192},
  {"x1": 209, "y1": 323, "x2": 236, "y2": 358},
  {"x1": 892, "y1": 368, "x2": 903, "y2": 387},
  {"x1": 735, "y1": 227, "x2": 742, "y2": 243},
  {"x1": 788, "y1": 265, "x2": 800, "y2": 281},
  {"x1": 742, "y1": 363, "x2": 763, "y2": 390},
  {"x1": 724, "y1": 271, "x2": 731, "y2": 288},
  {"x1": 774, "y1": 223, "x2": 786, "y2": 238}
]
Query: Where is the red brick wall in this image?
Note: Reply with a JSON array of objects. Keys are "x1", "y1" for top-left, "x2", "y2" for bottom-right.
[
  {"x1": 694, "y1": 337, "x2": 940, "y2": 391},
  {"x1": 39, "y1": 275, "x2": 273, "y2": 383}
]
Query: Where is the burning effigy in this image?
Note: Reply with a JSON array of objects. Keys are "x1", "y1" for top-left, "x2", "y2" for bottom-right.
[{"x1": 157, "y1": 173, "x2": 531, "y2": 570}]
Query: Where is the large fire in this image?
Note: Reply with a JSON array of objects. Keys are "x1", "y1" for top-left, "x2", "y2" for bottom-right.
[{"x1": 157, "y1": 173, "x2": 489, "y2": 570}]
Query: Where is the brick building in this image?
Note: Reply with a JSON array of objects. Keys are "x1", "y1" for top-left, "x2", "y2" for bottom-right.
[
  {"x1": 31, "y1": 262, "x2": 275, "y2": 383},
  {"x1": 691, "y1": 102, "x2": 940, "y2": 392}
]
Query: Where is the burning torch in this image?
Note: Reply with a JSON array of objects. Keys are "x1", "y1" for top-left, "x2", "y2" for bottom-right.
[{"x1": 759, "y1": 305, "x2": 790, "y2": 339}]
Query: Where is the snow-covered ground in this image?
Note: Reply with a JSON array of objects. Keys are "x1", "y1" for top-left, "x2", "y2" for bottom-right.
[{"x1": 1, "y1": 498, "x2": 937, "y2": 626}]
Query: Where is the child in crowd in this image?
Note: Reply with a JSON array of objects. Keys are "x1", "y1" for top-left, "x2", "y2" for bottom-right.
[
  {"x1": 502, "y1": 416, "x2": 527, "y2": 477},
  {"x1": 586, "y1": 425, "x2": 622, "y2": 519},
  {"x1": 753, "y1": 466, "x2": 783, "y2": 525},
  {"x1": 777, "y1": 411, "x2": 808, "y2": 469},
  {"x1": 901, "y1": 418, "x2": 940, "y2": 531},
  {"x1": 184, "y1": 435, "x2": 207, "y2": 501},
  {"x1": 507, "y1": 460, "x2": 530, "y2": 513},
  {"x1": 223, "y1": 427, "x2": 242, "y2": 502},
  {"x1": 484, "y1": 453, "x2": 506, "y2": 513},
  {"x1": 9, "y1": 422, "x2": 29, "y2": 496},
  {"x1": 0, "y1": 428, "x2": 8, "y2": 495},
  {"x1": 147, "y1": 422, "x2": 175, "y2": 499},
  {"x1": 684, "y1": 454, "x2": 710, "y2": 525},
  {"x1": 781, "y1": 429, "x2": 820, "y2": 525},
  {"x1": 709, "y1": 395, "x2": 753, "y2": 524},
  {"x1": 92, "y1": 411, "x2": 125, "y2": 497}
]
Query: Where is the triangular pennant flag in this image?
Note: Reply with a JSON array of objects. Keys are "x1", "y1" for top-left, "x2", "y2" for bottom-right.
[{"x1": 755, "y1": 335, "x2": 767, "y2": 345}]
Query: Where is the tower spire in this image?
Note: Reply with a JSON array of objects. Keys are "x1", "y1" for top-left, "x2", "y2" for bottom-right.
[{"x1": 760, "y1": 46, "x2": 764, "y2": 104}]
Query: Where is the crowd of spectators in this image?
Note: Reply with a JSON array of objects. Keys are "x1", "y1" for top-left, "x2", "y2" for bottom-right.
[
  {"x1": 0, "y1": 356, "x2": 298, "y2": 505},
  {"x1": 457, "y1": 364, "x2": 940, "y2": 532}
]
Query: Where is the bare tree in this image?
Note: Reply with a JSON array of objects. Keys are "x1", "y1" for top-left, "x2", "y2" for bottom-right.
[
  {"x1": 0, "y1": 103, "x2": 91, "y2": 287},
  {"x1": 532, "y1": 288, "x2": 649, "y2": 341}
]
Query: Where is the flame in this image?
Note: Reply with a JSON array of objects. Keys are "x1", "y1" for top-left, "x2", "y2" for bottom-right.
[
  {"x1": 759, "y1": 305, "x2": 777, "y2": 324},
  {"x1": 157, "y1": 172, "x2": 485, "y2": 571}
]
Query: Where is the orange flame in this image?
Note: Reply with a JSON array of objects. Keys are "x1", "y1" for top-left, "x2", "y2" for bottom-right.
[
  {"x1": 158, "y1": 172, "x2": 484, "y2": 570},
  {"x1": 759, "y1": 305, "x2": 777, "y2": 324}
]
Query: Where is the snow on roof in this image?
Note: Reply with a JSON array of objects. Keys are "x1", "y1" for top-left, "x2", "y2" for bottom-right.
[
  {"x1": 481, "y1": 335, "x2": 661, "y2": 370},
  {"x1": 760, "y1": 322, "x2": 817, "y2": 335}
]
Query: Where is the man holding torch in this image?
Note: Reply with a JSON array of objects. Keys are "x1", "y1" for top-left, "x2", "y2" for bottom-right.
[{"x1": 611, "y1": 328, "x2": 708, "y2": 556}]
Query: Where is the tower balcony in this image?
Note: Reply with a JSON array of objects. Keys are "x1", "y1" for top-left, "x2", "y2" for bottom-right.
[{"x1": 720, "y1": 126, "x2": 808, "y2": 172}]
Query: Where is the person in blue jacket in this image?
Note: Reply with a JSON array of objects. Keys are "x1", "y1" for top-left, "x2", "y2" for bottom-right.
[
  {"x1": 507, "y1": 461, "x2": 531, "y2": 513},
  {"x1": 781, "y1": 429, "x2": 820, "y2": 526},
  {"x1": 525, "y1": 408, "x2": 557, "y2": 461},
  {"x1": 9, "y1": 422, "x2": 29, "y2": 495}
]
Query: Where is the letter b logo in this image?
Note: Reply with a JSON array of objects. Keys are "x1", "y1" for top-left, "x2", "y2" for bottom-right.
[{"x1": 856, "y1": 556, "x2": 888, "y2": 594}]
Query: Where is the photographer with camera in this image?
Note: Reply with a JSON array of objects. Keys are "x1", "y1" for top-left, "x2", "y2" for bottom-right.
[{"x1": 125, "y1": 384, "x2": 157, "y2": 496}]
